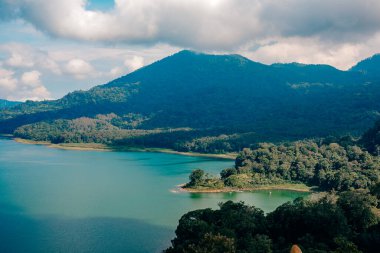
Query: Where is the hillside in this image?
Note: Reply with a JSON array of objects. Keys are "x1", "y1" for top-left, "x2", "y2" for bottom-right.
[
  {"x1": 0, "y1": 99, "x2": 21, "y2": 109},
  {"x1": 1, "y1": 50, "x2": 380, "y2": 153},
  {"x1": 350, "y1": 54, "x2": 380, "y2": 79}
]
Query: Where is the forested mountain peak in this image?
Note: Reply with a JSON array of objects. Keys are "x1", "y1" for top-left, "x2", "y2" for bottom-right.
[{"x1": 105, "y1": 49, "x2": 266, "y2": 88}]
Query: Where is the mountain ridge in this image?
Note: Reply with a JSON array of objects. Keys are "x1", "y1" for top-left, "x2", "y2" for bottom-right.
[{"x1": 1, "y1": 50, "x2": 380, "y2": 153}]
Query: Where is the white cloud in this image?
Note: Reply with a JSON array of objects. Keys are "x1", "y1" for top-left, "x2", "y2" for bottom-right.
[
  {"x1": 1, "y1": 0, "x2": 377, "y2": 50},
  {"x1": 0, "y1": 68, "x2": 17, "y2": 91},
  {"x1": 64, "y1": 58, "x2": 95, "y2": 79},
  {"x1": 21, "y1": 70, "x2": 42, "y2": 87},
  {"x1": 124, "y1": 55, "x2": 144, "y2": 72},
  {"x1": 108, "y1": 55, "x2": 145, "y2": 78},
  {"x1": 0, "y1": 43, "x2": 61, "y2": 74},
  {"x1": 109, "y1": 66, "x2": 124, "y2": 78},
  {"x1": 0, "y1": 68, "x2": 50, "y2": 101},
  {"x1": 6, "y1": 52, "x2": 34, "y2": 68},
  {"x1": 239, "y1": 32, "x2": 380, "y2": 70}
]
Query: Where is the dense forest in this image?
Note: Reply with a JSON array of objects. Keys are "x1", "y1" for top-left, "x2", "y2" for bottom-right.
[
  {"x1": 13, "y1": 115, "x2": 270, "y2": 152},
  {"x1": 185, "y1": 120, "x2": 380, "y2": 192},
  {"x1": 166, "y1": 190, "x2": 380, "y2": 253},
  {"x1": 2, "y1": 51, "x2": 380, "y2": 153}
]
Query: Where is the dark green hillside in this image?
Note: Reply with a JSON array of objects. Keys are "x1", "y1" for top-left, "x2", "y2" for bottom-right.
[
  {"x1": 351, "y1": 54, "x2": 380, "y2": 79},
  {"x1": 1, "y1": 51, "x2": 380, "y2": 152},
  {"x1": 0, "y1": 99, "x2": 21, "y2": 109}
]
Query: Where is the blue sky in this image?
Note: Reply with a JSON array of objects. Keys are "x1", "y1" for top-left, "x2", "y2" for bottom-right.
[
  {"x1": 0, "y1": 0, "x2": 379, "y2": 101},
  {"x1": 87, "y1": 0, "x2": 115, "y2": 11}
]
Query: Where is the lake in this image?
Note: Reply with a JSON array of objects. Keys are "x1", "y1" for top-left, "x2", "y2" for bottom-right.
[{"x1": 0, "y1": 138, "x2": 308, "y2": 253}]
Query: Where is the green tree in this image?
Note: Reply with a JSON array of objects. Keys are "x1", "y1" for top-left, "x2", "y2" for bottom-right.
[
  {"x1": 185, "y1": 233, "x2": 236, "y2": 253},
  {"x1": 189, "y1": 169, "x2": 205, "y2": 186},
  {"x1": 220, "y1": 168, "x2": 237, "y2": 180},
  {"x1": 337, "y1": 190, "x2": 378, "y2": 232}
]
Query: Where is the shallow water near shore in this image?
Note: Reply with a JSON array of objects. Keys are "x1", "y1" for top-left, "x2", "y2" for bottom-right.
[{"x1": 0, "y1": 138, "x2": 308, "y2": 253}]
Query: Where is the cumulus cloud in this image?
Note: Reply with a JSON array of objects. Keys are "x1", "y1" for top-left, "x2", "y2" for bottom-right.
[
  {"x1": 0, "y1": 69, "x2": 50, "y2": 101},
  {"x1": 64, "y1": 58, "x2": 95, "y2": 79},
  {"x1": 239, "y1": 32, "x2": 380, "y2": 70},
  {"x1": 124, "y1": 55, "x2": 144, "y2": 72},
  {"x1": 0, "y1": 0, "x2": 378, "y2": 50},
  {"x1": 108, "y1": 55, "x2": 145, "y2": 78},
  {"x1": 0, "y1": 43, "x2": 61, "y2": 74},
  {"x1": 21, "y1": 70, "x2": 42, "y2": 87},
  {"x1": 0, "y1": 68, "x2": 17, "y2": 91},
  {"x1": 259, "y1": 0, "x2": 380, "y2": 42},
  {"x1": 6, "y1": 52, "x2": 34, "y2": 68}
]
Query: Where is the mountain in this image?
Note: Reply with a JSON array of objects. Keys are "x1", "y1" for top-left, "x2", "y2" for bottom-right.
[
  {"x1": 1, "y1": 50, "x2": 380, "y2": 153},
  {"x1": 0, "y1": 99, "x2": 21, "y2": 109},
  {"x1": 350, "y1": 54, "x2": 380, "y2": 79}
]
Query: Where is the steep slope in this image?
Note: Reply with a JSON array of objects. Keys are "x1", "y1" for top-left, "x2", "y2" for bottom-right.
[
  {"x1": 350, "y1": 54, "x2": 380, "y2": 79},
  {"x1": 1, "y1": 50, "x2": 380, "y2": 152}
]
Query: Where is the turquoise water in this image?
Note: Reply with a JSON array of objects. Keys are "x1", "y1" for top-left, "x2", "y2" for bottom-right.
[{"x1": 0, "y1": 138, "x2": 308, "y2": 252}]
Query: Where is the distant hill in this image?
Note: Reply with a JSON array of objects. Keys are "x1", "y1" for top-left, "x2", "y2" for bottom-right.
[
  {"x1": 350, "y1": 54, "x2": 380, "y2": 79},
  {"x1": 0, "y1": 99, "x2": 21, "y2": 109},
  {"x1": 1, "y1": 50, "x2": 380, "y2": 153}
]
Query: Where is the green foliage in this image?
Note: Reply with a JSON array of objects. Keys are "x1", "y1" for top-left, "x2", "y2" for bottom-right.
[
  {"x1": 186, "y1": 169, "x2": 224, "y2": 189},
  {"x1": 188, "y1": 169, "x2": 205, "y2": 187},
  {"x1": 232, "y1": 140, "x2": 380, "y2": 191},
  {"x1": 166, "y1": 192, "x2": 380, "y2": 253},
  {"x1": 370, "y1": 182, "x2": 380, "y2": 207},
  {"x1": 166, "y1": 201, "x2": 267, "y2": 253},
  {"x1": 360, "y1": 119, "x2": 380, "y2": 155},
  {"x1": 13, "y1": 116, "x2": 156, "y2": 144},
  {"x1": 223, "y1": 174, "x2": 253, "y2": 188},
  {"x1": 332, "y1": 237, "x2": 363, "y2": 253},
  {"x1": 175, "y1": 133, "x2": 263, "y2": 154},
  {"x1": 170, "y1": 233, "x2": 236, "y2": 253},
  {"x1": 220, "y1": 168, "x2": 238, "y2": 180},
  {"x1": 337, "y1": 190, "x2": 378, "y2": 232}
]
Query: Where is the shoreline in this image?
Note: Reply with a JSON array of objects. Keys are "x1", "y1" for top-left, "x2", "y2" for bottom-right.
[
  {"x1": 13, "y1": 138, "x2": 112, "y2": 151},
  {"x1": 12, "y1": 137, "x2": 236, "y2": 160},
  {"x1": 176, "y1": 183, "x2": 313, "y2": 193}
]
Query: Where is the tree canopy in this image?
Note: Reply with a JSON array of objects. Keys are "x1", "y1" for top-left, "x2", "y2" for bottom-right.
[{"x1": 166, "y1": 190, "x2": 380, "y2": 253}]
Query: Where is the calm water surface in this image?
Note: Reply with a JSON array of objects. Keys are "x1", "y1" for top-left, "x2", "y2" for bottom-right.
[{"x1": 0, "y1": 138, "x2": 308, "y2": 253}]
